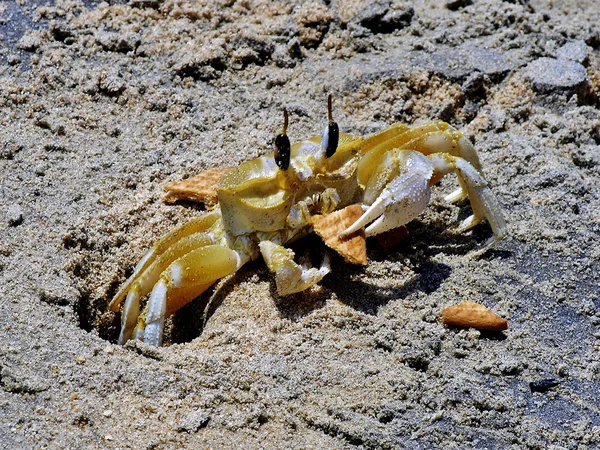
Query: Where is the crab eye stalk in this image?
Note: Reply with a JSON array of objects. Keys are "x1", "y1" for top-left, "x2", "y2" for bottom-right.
[
  {"x1": 274, "y1": 107, "x2": 291, "y2": 170},
  {"x1": 322, "y1": 94, "x2": 339, "y2": 158}
]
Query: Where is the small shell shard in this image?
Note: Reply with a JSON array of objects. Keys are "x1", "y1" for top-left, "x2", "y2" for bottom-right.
[
  {"x1": 441, "y1": 299, "x2": 508, "y2": 331},
  {"x1": 311, "y1": 204, "x2": 367, "y2": 265},
  {"x1": 163, "y1": 167, "x2": 232, "y2": 207}
]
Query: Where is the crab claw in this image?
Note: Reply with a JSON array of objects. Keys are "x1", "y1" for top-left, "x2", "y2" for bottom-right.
[
  {"x1": 340, "y1": 150, "x2": 433, "y2": 238},
  {"x1": 341, "y1": 147, "x2": 506, "y2": 256},
  {"x1": 259, "y1": 241, "x2": 330, "y2": 296}
]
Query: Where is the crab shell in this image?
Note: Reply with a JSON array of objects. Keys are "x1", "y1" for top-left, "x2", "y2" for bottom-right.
[{"x1": 217, "y1": 133, "x2": 363, "y2": 237}]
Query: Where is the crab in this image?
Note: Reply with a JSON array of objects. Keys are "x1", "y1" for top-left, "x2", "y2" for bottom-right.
[{"x1": 109, "y1": 95, "x2": 507, "y2": 346}]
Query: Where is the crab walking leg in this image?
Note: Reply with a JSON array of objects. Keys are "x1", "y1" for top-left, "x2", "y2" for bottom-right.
[
  {"x1": 116, "y1": 231, "x2": 217, "y2": 343},
  {"x1": 359, "y1": 123, "x2": 410, "y2": 151},
  {"x1": 132, "y1": 244, "x2": 246, "y2": 346},
  {"x1": 259, "y1": 241, "x2": 330, "y2": 296},
  {"x1": 119, "y1": 289, "x2": 140, "y2": 344},
  {"x1": 441, "y1": 137, "x2": 481, "y2": 204},
  {"x1": 429, "y1": 153, "x2": 507, "y2": 254},
  {"x1": 357, "y1": 123, "x2": 447, "y2": 188},
  {"x1": 109, "y1": 211, "x2": 220, "y2": 312},
  {"x1": 141, "y1": 280, "x2": 214, "y2": 346}
]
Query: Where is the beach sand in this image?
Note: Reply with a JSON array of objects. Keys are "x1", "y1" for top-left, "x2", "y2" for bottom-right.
[{"x1": 1, "y1": 0, "x2": 599, "y2": 447}]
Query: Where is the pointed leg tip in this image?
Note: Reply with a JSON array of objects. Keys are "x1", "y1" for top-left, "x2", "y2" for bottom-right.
[
  {"x1": 143, "y1": 321, "x2": 164, "y2": 347},
  {"x1": 468, "y1": 236, "x2": 502, "y2": 258},
  {"x1": 320, "y1": 253, "x2": 331, "y2": 274},
  {"x1": 454, "y1": 215, "x2": 481, "y2": 235}
]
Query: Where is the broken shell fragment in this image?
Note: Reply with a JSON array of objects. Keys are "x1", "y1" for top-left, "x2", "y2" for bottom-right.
[
  {"x1": 441, "y1": 300, "x2": 508, "y2": 331},
  {"x1": 311, "y1": 204, "x2": 367, "y2": 265},
  {"x1": 163, "y1": 167, "x2": 232, "y2": 207}
]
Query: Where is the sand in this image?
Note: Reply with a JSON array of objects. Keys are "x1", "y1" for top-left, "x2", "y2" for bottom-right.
[{"x1": 1, "y1": 0, "x2": 600, "y2": 448}]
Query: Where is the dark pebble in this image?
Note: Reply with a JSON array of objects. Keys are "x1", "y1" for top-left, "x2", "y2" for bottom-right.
[{"x1": 529, "y1": 378, "x2": 559, "y2": 393}]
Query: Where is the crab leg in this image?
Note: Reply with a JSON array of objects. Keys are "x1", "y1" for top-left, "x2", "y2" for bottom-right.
[
  {"x1": 109, "y1": 211, "x2": 220, "y2": 312},
  {"x1": 357, "y1": 121, "x2": 482, "y2": 204},
  {"x1": 441, "y1": 136, "x2": 480, "y2": 204},
  {"x1": 429, "y1": 153, "x2": 507, "y2": 254},
  {"x1": 134, "y1": 244, "x2": 245, "y2": 346},
  {"x1": 110, "y1": 211, "x2": 231, "y2": 344},
  {"x1": 259, "y1": 241, "x2": 330, "y2": 296},
  {"x1": 116, "y1": 231, "x2": 221, "y2": 343}
]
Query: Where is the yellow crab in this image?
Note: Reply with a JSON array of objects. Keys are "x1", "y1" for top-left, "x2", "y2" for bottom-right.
[{"x1": 109, "y1": 96, "x2": 507, "y2": 346}]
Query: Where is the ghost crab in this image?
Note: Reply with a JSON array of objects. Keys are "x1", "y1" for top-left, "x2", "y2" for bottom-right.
[{"x1": 109, "y1": 95, "x2": 507, "y2": 346}]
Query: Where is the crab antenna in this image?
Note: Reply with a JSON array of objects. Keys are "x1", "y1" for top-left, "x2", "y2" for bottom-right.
[
  {"x1": 282, "y1": 106, "x2": 289, "y2": 135},
  {"x1": 322, "y1": 94, "x2": 339, "y2": 158},
  {"x1": 274, "y1": 107, "x2": 291, "y2": 170}
]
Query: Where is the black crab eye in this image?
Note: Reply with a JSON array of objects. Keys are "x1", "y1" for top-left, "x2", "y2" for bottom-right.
[
  {"x1": 322, "y1": 94, "x2": 339, "y2": 158},
  {"x1": 274, "y1": 107, "x2": 291, "y2": 170}
]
